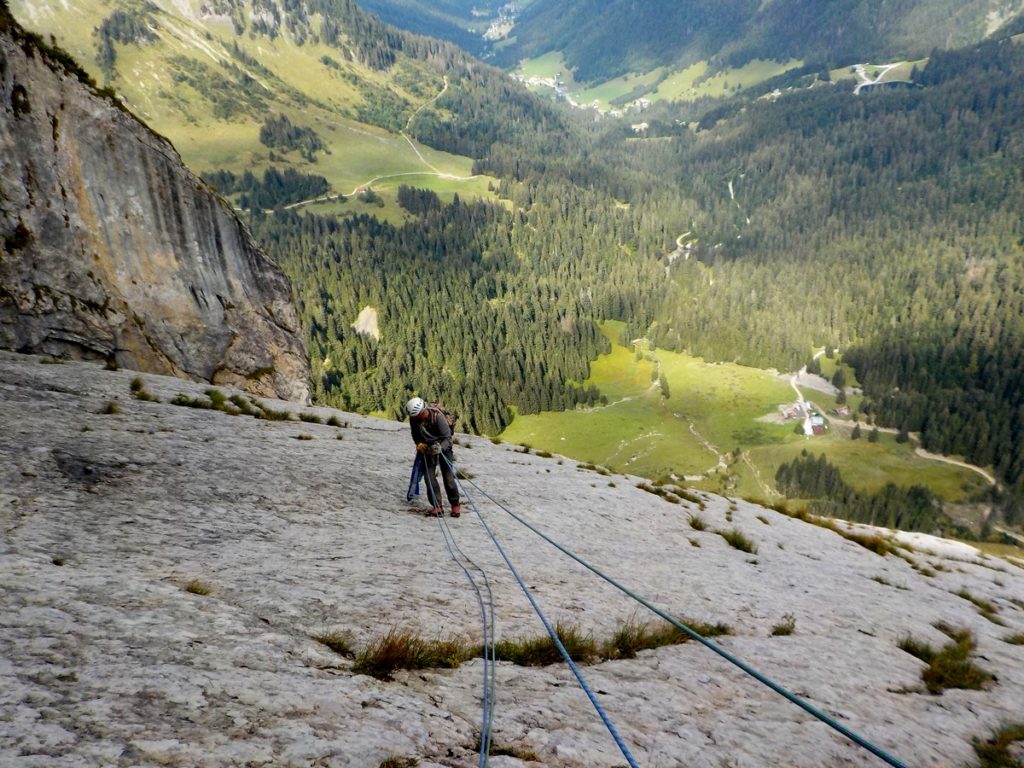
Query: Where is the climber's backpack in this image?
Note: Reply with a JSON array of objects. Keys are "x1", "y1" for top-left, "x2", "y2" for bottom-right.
[{"x1": 428, "y1": 402, "x2": 456, "y2": 430}]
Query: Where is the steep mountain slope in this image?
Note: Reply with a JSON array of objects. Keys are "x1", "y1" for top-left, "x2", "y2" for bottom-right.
[
  {"x1": 0, "y1": 7, "x2": 309, "y2": 400},
  {"x1": 494, "y1": 0, "x2": 1024, "y2": 84},
  {"x1": 2, "y1": 351, "x2": 1023, "y2": 765},
  {"x1": 8, "y1": 0, "x2": 497, "y2": 209}
]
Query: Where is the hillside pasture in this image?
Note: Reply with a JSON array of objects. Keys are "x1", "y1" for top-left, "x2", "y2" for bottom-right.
[
  {"x1": 10, "y1": 0, "x2": 492, "y2": 207},
  {"x1": 501, "y1": 323, "x2": 991, "y2": 506}
]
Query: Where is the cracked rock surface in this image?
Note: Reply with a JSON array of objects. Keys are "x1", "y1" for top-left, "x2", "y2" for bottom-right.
[{"x1": 1, "y1": 351, "x2": 1023, "y2": 767}]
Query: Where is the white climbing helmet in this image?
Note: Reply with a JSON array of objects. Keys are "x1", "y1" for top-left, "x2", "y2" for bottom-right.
[{"x1": 406, "y1": 396, "x2": 426, "y2": 417}]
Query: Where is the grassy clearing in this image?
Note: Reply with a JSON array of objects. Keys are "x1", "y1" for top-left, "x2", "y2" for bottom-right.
[
  {"x1": 746, "y1": 423, "x2": 988, "y2": 502},
  {"x1": 501, "y1": 321, "x2": 794, "y2": 482},
  {"x1": 518, "y1": 54, "x2": 804, "y2": 110},
  {"x1": 515, "y1": 51, "x2": 570, "y2": 81},
  {"x1": 502, "y1": 322, "x2": 982, "y2": 505},
  {"x1": 652, "y1": 58, "x2": 803, "y2": 102},
  {"x1": 574, "y1": 68, "x2": 665, "y2": 109},
  {"x1": 898, "y1": 623, "x2": 992, "y2": 694}
]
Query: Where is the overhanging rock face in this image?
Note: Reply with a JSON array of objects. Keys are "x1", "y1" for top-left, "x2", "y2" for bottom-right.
[{"x1": 0, "y1": 21, "x2": 309, "y2": 402}]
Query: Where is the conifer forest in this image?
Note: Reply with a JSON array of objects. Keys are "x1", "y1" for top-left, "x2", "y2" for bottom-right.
[{"x1": 222, "y1": 26, "x2": 1024, "y2": 521}]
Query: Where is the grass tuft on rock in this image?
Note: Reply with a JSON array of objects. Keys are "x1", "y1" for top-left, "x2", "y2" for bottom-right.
[
  {"x1": 353, "y1": 629, "x2": 471, "y2": 680},
  {"x1": 473, "y1": 738, "x2": 540, "y2": 761},
  {"x1": 602, "y1": 617, "x2": 730, "y2": 660},
  {"x1": 379, "y1": 757, "x2": 418, "y2": 768},
  {"x1": 491, "y1": 622, "x2": 597, "y2": 667},
  {"x1": 183, "y1": 579, "x2": 212, "y2": 596},
  {"x1": 229, "y1": 394, "x2": 259, "y2": 416},
  {"x1": 252, "y1": 399, "x2": 294, "y2": 421},
  {"x1": 172, "y1": 393, "x2": 214, "y2": 409},
  {"x1": 954, "y1": 588, "x2": 1004, "y2": 625},
  {"x1": 973, "y1": 723, "x2": 1024, "y2": 768},
  {"x1": 130, "y1": 377, "x2": 159, "y2": 402},
  {"x1": 898, "y1": 623, "x2": 992, "y2": 694},
  {"x1": 99, "y1": 400, "x2": 120, "y2": 415},
  {"x1": 770, "y1": 614, "x2": 797, "y2": 636},
  {"x1": 313, "y1": 630, "x2": 355, "y2": 657},
  {"x1": 716, "y1": 527, "x2": 757, "y2": 554}
]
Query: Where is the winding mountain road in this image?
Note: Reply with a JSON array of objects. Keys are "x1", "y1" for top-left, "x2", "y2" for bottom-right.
[{"x1": 282, "y1": 76, "x2": 483, "y2": 210}]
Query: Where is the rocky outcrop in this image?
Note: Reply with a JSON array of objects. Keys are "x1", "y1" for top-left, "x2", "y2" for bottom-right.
[
  {"x1": 0, "y1": 13, "x2": 309, "y2": 402},
  {"x1": 2, "y1": 351, "x2": 1024, "y2": 766}
]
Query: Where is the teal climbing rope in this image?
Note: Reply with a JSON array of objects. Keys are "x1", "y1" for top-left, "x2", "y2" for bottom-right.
[
  {"x1": 444, "y1": 456, "x2": 640, "y2": 767},
  {"x1": 455, "y1": 469, "x2": 909, "y2": 768},
  {"x1": 433, "y1": 511, "x2": 497, "y2": 767}
]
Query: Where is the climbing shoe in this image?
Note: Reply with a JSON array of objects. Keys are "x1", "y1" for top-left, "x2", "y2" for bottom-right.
[
  {"x1": 450, "y1": 505, "x2": 461, "y2": 518},
  {"x1": 428, "y1": 507, "x2": 442, "y2": 517}
]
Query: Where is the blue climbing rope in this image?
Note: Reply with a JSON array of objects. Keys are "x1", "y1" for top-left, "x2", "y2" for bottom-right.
[
  {"x1": 443, "y1": 455, "x2": 640, "y2": 768},
  {"x1": 454, "y1": 467, "x2": 908, "y2": 768},
  {"x1": 433, "y1": 509, "x2": 497, "y2": 767}
]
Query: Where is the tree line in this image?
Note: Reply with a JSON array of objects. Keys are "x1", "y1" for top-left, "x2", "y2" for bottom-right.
[
  {"x1": 775, "y1": 451, "x2": 954, "y2": 534},
  {"x1": 202, "y1": 167, "x2": 329, "y2": 210}
]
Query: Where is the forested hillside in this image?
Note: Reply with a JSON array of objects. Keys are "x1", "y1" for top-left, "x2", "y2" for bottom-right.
[
  {"x1": 492, "y1": 0, "x2": 1024, "y2": 83},
  {"x1": 250, "y1": 33, "x2": 1024, "y2": 523}
]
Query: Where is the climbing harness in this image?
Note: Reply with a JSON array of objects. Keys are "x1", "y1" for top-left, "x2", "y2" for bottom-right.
[
  {"x1": 447, "y1": 456, "x2": 909, "y2": 768},
  {"x1": 442, "y1": 455, "x2": 641, "y2": 768}
]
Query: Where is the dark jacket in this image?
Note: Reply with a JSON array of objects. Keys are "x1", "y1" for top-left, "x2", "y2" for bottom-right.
[{"x1": 410, "y1": 406, "x2": 453, "y2": 452}]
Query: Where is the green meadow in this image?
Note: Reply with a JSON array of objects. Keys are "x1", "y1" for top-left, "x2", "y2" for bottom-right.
[
  {"x1": 573, "y1": 68, "x2": 664, "y2": 109},
  {"x1": 515, "y1": 53, "x2": 805, "y2": 110},
  {"x1": 653, "y1": 58, "x2": 804, "y2": 101},
  {"x1": 828, "y1": 59, "x2": 926, "y2": 85},
  {"x1": 515, "y1": 51, "x2": 570, "y2": 81},
  {"x1": 501, "y1": 322, "x2": 991, "y2": 505},
  {"x1": 12, "y1": 0, "x2": 492, "y2": 207},
  {"x1": 502, "y1": 321, "x2": 794, "y2": 482}
]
